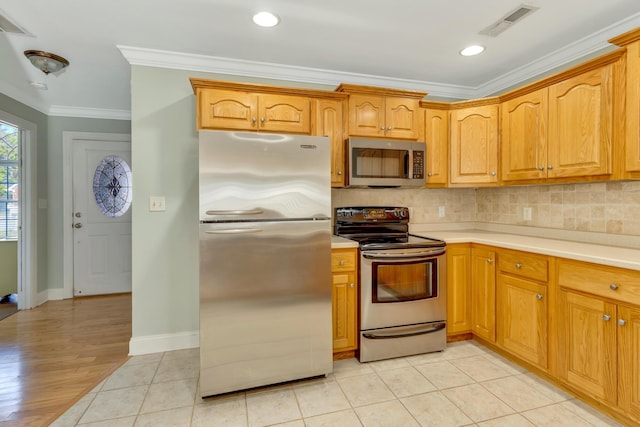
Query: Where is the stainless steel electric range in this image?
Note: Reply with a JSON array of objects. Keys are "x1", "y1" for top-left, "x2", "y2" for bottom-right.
[{"x1": 335, "y1": 206, "x2": 447, "y2": 362}]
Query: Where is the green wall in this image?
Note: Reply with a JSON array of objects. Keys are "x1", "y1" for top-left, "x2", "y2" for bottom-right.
[
  {"x1": 0, "y1": 241, "x2": 17, "y2": 296},
  {"x1": 0, "y1": 93, "x2": 48, "y2": 293}
]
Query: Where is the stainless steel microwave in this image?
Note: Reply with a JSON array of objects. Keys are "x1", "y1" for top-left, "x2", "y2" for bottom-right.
[{"x1": 346, "y1": 138, "x2": 426, "y2": 187}]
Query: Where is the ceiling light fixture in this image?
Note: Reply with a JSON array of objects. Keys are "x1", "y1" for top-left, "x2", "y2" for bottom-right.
[
  {"x1": 252, "y1": 11, "x2": 279, "y2": 28},
  {"x1": 23, "y1": 50, "x2": 69, "y2": 75},
  {"x1": 460, "y1": 45, "x2": 485, "y2": 56}
]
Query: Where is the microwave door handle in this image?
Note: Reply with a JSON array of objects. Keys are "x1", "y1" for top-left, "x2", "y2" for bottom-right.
[{"x1": 405, "y1": 151, "x2": 410, "y2": 179}]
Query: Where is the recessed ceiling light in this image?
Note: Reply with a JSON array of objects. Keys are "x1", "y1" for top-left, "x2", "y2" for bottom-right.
[
  {"x1": 460, "y1": 45, "x2": 485, "y2": 56},
  {"x1": 253, "y1": 11, "x2": 279, "y2": 27}
]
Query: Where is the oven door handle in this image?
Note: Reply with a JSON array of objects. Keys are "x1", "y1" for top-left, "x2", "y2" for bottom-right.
[
  {"x1": 362, "y1": 248, "x2": 445, "y2": 260},
  {"x1": 362, "y1": 322, "x2": 446, "y2": 340}
]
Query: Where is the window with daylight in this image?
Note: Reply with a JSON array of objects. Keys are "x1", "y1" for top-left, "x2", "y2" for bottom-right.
[
  {"x1": 93, "y1": 155, "x2": 132, "y2": 218},
  {"x1": 0, "y1": 121, "x2": 19, "y2": 240}
]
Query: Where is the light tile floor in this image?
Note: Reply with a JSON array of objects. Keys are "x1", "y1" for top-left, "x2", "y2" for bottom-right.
[{"x1": 51, "y1": 340, "x2": 624, "y2": 427}]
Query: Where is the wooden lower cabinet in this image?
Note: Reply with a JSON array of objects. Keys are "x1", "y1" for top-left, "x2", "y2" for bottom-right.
[
  {"x1": 470, "y1": 246, "x2": 496, "y2": 342},
  {"x1": 497, "y1": 275, "x2": 548, "y2": 369},
  {"x1": 331, "y1": 248, "x2": 358, "y2": 353},
  {"x1": 618, "y1": 305, "x2": 640, "y2": 421},
  {"x1": 446, "y1": 244, "x2": 471, "y2": 335}
]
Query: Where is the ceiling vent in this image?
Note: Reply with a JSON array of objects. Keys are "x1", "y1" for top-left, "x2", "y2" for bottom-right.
[
  {"x1": 479, "y1": 4, "x2": 539, "y2": 37},
  {"x1": 0, "y1": 9, "x2": 29, "y2": 35}
]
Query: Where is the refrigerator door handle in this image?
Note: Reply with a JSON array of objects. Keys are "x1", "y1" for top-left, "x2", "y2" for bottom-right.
[
  {"x1": 205, "y1": 228, "x2": 262, "y2": 235},
  {"x1": 205, "y1": 209, "x2": 264, "y2": 216}
]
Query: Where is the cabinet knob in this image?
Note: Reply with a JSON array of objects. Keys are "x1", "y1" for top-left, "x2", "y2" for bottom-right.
[
  {"x1": 339, "y1": 260, "x2": 345, "y2": 266},
  {"x1": 515, "y1": 263, "x2": 522, "y2": 269},
  {"x1": 260, "y1": 117, "x2": 265, "y2": 123},
  {"x1": 618, "y1": 319, "x2": 627, "y2": 326},
  {"x1": 609, "y1": 283, "x2": 619, "y2": 291},
  {"x1": 427, "y1": 172, "x2": 433, "y2": 177},
  {"x1": 387, "y1": 127, "x2": 392, "y2": 131},
  {"x1": 491, "y1": 171, "x2": 496, "y2": 176},
  {"x1": 603, "y1": 314, "x2": 611, "y2": 321},
  {"x1": 487, "y1": 258, "x2": 493, "y2": 264},
  {"x1": 350, "y1": 283, "x2": 355, "y2": 288},
  {"x1": 73, "y1": 223, "x2": 83, "y2": 229},
  {"x1": 380, "y1": 126, "x2": 386, "y2": 130},
  {"x1": 252, "y1": 117, "x2": 257, "y2": 123},
  {"x1": 538, "y1": 166, "x2": 544, "y2": 171},
  {"x1": 547, "y1": 165, "x2": 553, "y2": 170},
  {"x1": 536, "y1": 294, "x2": 543, "y2": 301},
  {"x1": 337, "y1": 171, "x2": 342, "y2": 176}
]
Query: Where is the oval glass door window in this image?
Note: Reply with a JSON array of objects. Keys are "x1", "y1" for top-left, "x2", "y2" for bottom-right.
[{"x1": 93, "y1": 155, "x2": 132, "y2": 217}]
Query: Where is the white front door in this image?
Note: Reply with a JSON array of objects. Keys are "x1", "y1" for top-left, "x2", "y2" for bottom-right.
[{"x1": 72, "y1": 140, "x2": 132, "y2": 296}]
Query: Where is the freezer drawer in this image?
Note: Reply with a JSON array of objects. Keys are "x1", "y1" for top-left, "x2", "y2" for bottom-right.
[{"x1": 199, "y1": 220, "x2": 332, "y2": 396}]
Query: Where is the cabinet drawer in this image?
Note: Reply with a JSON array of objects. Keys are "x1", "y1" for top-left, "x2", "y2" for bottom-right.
[
  {"x1": 558, "y1": 259, "x2": 640, "y2": 305},
  {"x1": 332, "y1": 250, "x2": 357, "y2": 272},
  {"x1": 498, "y1": 249, "x2": 548, "y2": 282}
]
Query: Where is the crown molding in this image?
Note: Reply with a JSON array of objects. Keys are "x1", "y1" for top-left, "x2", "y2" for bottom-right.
[
  {"x1": 476, "y1": 11, "x2": 640, "y2": 97},
  {"x1": 119, "y1": 12, "x2": 640, "y2": 102},
  {"x1": 117, "y1": 45, "x2": 477, "y2": 100},
  {"x1": 47, "y1": 105, "x2": 131, "y2": 120}
]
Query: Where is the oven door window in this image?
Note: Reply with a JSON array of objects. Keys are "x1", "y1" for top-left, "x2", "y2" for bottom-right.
[
  {"x1": 352, "y1": 148, "x2": 409, "y2": 179},
  {"x1": 372, "y1": 259, "x2": 438, "y2": 303}
]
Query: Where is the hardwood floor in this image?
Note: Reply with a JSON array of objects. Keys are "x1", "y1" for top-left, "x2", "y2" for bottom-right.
[{"x1": 0, "y1": 294, "x2": 131, "y2": 427}]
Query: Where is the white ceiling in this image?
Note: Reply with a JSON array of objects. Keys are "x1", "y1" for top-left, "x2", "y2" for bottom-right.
[{"x1": 1, "y1": 0, "x2": 640, "y2": 120}]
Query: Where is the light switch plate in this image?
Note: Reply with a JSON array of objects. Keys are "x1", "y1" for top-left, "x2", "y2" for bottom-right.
[
  {"x1": 523, "y1": 207, "x2": 532, "y2": 221},
  {"x1": 149, "y1": 196, "x2": 166, "y2": 212}
]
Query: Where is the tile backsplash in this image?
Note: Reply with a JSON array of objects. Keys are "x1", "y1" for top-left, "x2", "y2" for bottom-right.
[{"x1": 332, "y1": 180, "x2": 640, "y2": 237}]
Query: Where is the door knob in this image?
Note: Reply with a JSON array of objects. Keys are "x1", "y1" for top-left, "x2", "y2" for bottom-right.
[{"x1": 74, "y1": 223, "x2": 83, "y2": 229}]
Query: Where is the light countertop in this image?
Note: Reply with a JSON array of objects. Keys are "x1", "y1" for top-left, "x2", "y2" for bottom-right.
[
  {"x1": 331, "y1": 235, "x2": 359, "y2": 249},
  {"x1": 412, "y1": 229, "x2": 640, "y2": 271}
]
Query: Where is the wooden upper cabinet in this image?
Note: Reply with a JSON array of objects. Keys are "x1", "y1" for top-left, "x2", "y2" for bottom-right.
[
  {"x1": 501, "y1": 89, "x2": 548, "y2": 182},
  {"x1": 314, "y1": 99, "x2": 346, "y2": 187},
  {"x1": 423, "y1": 105, "x2": 449, "y2": 186},
  {"x1": 199, "y1": 89, "x2": 258, "y2": 131},
  {"x1": 547, "y1": 65, "x2": 613, "y2": 178},
  {"x1": 385, "y1": 97, "x2": 421, "y2": 139},
  {"x1": 258, "y1": 94, "x2": 310, "y2": 133},
  {"x1": 348, "y1": 94, "x2": 385, "y2": 137},
  {"x1": 191, "y1": 79, "x2": 320, "y2": 134},
  {"x1": 610, "y1": 28, "x2": 640, "y2": 178},
  {"x1": 336, "y1": 84, "x2": 426, "y2": 140},
  {"x1": 450, "y1": 103, "x2": 499, "y2": 185}
]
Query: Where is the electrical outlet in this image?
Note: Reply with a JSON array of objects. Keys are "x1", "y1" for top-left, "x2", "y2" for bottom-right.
[
  {"x1": 438, "y1": 206, "x2": 445, "y2": 218},
  {"x1": 149, "y1": 196, "x2": 166, "y2": 212},
  {"x1": 523, "y1": 207, "x2": 532, "y2": 221}
]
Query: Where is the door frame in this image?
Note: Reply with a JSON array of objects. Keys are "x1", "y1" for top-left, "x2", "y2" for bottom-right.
[
  {"x1": 0, "y1": 109, "x2": 37, "y2": 310},
  {"x1": 62, "y1": 132, "x2": 131, "y2": 298}
]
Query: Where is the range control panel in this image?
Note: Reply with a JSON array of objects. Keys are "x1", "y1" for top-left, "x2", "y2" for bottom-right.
[{"x1": 335, "y1": 207, "x2": 410, "y2": 223}]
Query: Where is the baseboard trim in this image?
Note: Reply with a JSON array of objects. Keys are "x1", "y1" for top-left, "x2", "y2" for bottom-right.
[
  {"x1": 129, "y1": 331, "x2": 199, "y2": 355},
  {"x1": 36, "y1": 288, "x2": 66, "y2": 305}
]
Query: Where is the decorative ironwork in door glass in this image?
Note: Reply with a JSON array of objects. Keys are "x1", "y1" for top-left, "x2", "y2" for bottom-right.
[{"x1": 93, "y1": 156, "x2": 132, "y2": 217}]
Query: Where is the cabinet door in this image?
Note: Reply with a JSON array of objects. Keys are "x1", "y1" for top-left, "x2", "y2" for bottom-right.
[
  {"x1": 332, "y1": 271, "x2": 357, "y2": 352},
  {"x1": 258, "y1": 94, "x2": 311, "y2": 134},
  {"x1": 425, "y1": 108, "x2": 449, "y2": 185},
  {"x1": 548, "y1": 65, "x2": 613, "y2": 178},
  {"x1": 501, "y1": 89, "x2": 548, "y2": 181},
  {"x1": 446, "y1": 244, "x2": 471, "y2": 335},
  {"x1": 497, "y1": 274, "x2": 548, "y2": 368},
  {"x1": 618, "y1": 305, "x2": 640, "y2": 420},
  {"x1": 385, "y1": 97, "x2": 420, "y2": 140},
  {"x1": 315, "y1": 99, "x2": 345, "y2": 187},
  {"x1": 199, "y1": 89, "x2": 258, "y2": 130},
  {"x1": 558, "y1": 290, "x2": 617, "y2": 405},
  {"x1": 625, "y1": 42, "x2": 640, "y2": 173},
  {"x1": 348, "y1": 94, "x2": 385, "y2": 137},
  {"x1": 450, "y1": 105, "x2": 499, "y2": 185},
  {"x1": 471, "y1": 247, "x2": 496, "y2": 341}
]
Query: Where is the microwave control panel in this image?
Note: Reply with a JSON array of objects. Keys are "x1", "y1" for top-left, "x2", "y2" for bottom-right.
[{"x1": 412, "y1": 151, "x2": 424, "y2": 179}]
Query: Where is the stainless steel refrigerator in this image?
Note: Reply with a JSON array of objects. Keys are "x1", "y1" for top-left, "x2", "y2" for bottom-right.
[{"x1": 198, "y1": 130, "x2": 333, "y2": 397}]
